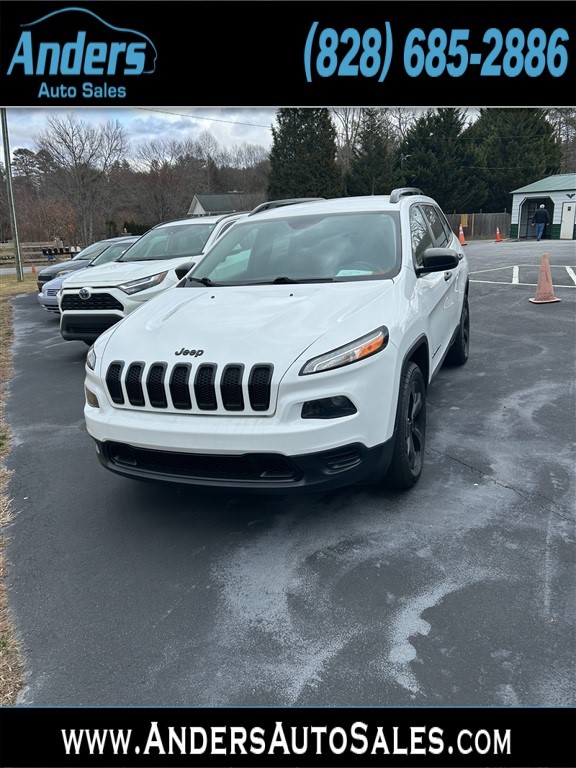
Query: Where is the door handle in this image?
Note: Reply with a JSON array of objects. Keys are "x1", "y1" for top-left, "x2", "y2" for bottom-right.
[{"x1": 444, "y1": 271, "x2": 452, "y2": 281}]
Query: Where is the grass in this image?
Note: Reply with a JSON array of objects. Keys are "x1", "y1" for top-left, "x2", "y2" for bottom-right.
[{"x1": 0, "y1": 272, "x2": 38, "y2": 705}]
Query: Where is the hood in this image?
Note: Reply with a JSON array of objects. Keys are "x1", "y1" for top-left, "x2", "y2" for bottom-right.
[
  {"x1": 38, "y1": 259, "x2": 89, "y2": 278},
  {"x1": 99, "y1": 280, "x2": 396, "y2": 370},
  {"x1": 61, "y1": 257, "x2": 190, "y2": 288}
]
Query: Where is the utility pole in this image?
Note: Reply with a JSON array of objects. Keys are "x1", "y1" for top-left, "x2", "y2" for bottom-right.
[{"x1": 1, "y1": 108, "x2": 24, "y2": 282}]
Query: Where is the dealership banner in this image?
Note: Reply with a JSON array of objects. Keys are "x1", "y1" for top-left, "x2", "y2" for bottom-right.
[
  {"x1": 0, "y1": 2, "x2": 574, "y2": 768},
  {"x1": 0, "y1": 706, "x2": 575, "y2": 766},
  {"x1": 0, "y1": 0, "x2": 574, "y2": 106}
]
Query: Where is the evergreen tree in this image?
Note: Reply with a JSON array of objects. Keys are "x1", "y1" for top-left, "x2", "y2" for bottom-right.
[
  {"x1": 346, "y1": 109, "x2": 402, "y2": 196},
  {"x1": 466, "y1": 109, "x2": 562, "y2": 211},
  {"x1": 399, "y1": 108, "x2": 487, "y2": 212},
  {"x1": 267, "y1": 109, "x2": 342, "y2": 199}
]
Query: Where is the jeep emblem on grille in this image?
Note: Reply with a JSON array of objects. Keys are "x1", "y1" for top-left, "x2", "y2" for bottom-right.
[
  {"x1": 79, "y1": 287, "x2": 92, "y2": 300},
  {"x1": 175, "y1": 348, "x2": 204, "y2": 357}
]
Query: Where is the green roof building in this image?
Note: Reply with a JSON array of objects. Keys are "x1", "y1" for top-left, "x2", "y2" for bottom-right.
[{"x1": 510, "y1": 173, "x2": 576, "y2": 240}]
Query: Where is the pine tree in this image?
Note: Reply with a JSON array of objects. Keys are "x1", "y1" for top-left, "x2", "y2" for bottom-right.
[
  {"x1": 466, "y1": 109, "x2": 562, "y2": 211},
  {"x1": 346, "y1": 109, "x2": 402, "y2": 196},
  {"x1": 267, "y1": 109, "x2": 343, "y2": 199},
  {"x1": 399, "y1": 109, "x2": 487, "y2": 212}
]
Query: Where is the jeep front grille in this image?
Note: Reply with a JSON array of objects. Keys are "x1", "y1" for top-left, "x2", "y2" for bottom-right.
[
  {"x1": 125, "y1": 363, "x2": 145, "y2": 406},
  {"x1": 194, "y1": 364, "x2": 217, "y2": 410},
  {"x1": 106, "y1": 363, "x2": 124, "y2": 404},
  {"x1": 105, "y1": 361, "x2": 274, "y2": 414},
  {"x1": 169, "y1": 364, "x2": 192, "y2": 410},
  {"x1": 221, "y1": 365, "x2": 244, "y2": 411}
]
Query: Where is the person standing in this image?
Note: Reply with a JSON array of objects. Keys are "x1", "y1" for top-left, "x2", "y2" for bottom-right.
[{"x1": 531, "y1": 205, "x2": 550, "y2": 241}]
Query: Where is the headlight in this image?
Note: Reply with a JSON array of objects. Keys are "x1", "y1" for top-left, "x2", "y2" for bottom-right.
[
  {"x1": 86, "y1": 344, "x2": 97, "y2": 371},
  {"x1": 118, "y1": 271, "x2": 168, "y2": 295},
  {"x1": 300, "y1": 327, "x2": 389, "y2": 375},
  {"x1": 57, "y1": 270, "x2": 73, "y2": 277}
]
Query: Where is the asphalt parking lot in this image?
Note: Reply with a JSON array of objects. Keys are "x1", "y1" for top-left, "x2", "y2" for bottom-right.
[{"x1": 4, "y1": 238, "x2": 575, "y2": 707}]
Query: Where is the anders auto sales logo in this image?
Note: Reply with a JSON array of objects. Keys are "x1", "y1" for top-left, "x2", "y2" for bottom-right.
[{"x1": 5, "y1": 6, "x2": 157, "y2": 100}]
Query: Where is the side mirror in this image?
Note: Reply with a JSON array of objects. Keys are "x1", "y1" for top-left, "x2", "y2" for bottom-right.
[
  {"x1": 175, "y1": 261, "x2": 196, "y2": 280},
  {"x1": 416, "y1": 248, "x2": 459, "y2": 275}
]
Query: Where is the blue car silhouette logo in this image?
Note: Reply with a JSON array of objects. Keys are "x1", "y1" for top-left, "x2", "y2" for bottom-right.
[{"x1": 7, "y1": 6, "x2": 157, "y2": 77}]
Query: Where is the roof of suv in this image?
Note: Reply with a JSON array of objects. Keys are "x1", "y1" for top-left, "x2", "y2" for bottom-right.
[
  {"x1": 237, "y1": 189, "x2": 432, "y2": 222},
  {"x1": 149, "y1": 212, "x2": 248, "y2": 231}
]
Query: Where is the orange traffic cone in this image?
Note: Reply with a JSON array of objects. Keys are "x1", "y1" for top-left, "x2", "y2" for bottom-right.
[
  {"x1": 458, "y1": 225, "x2": 467, "y2": 246},
  {"x1": 31, "y1": 264, "x2": 36, "y2": 274},
  {"x1": 529, "y1": 253, "x2": 560, "y2": 304},
  {"x1": 495, "y1": 227, "x2": 502, "y2": 242}
]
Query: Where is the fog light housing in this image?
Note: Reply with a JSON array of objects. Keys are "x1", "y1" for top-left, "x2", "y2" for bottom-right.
[
  {"x1": 85, "y1": 387, "x2": 100, "y2": 408},
  {"x1": 301, "y1": 396, "x2": 357, "y2": 419}
]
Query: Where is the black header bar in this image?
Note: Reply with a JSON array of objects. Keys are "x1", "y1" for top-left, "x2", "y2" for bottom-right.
[
  {"x1": 0, "y1": 1, "x2": 574, "y2": 106},
  {"x1": 0, "y1": 706, "x2": 574, "y2": 767}
]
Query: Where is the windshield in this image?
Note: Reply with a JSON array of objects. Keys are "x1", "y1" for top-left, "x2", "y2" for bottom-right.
[
  {"x1": 88, "y1": 239, "x2": 138, "y2": 266},
  {"x1": 118, "y1": 222, "x2": 217, "y2": 262},
  {"x1": 70, "y1": 240, "x2": 116, "y2": 262},
  {"x1": 182, "y1": 212, "x2": 401, "y2": 286}
]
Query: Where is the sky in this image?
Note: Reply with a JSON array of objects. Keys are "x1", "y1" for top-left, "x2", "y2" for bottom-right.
[{"x1": 2, "y1": 107, "x2": 279, "y2": 156}]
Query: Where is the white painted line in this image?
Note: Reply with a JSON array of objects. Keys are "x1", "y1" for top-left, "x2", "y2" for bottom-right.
[
  {"x1": 566, "y1": 266, "x2": 576, "y2": 285},
  {"x1": 469, "y1": 266, "x2": 515, "y2": 275},
  {"x1": 469, "y1": 264, "x2": 576, "y2": 276},
  {"x1": 512, "y1": 266, "x2": 519, "y2": 284},
  {"x1": 470, "y1": 279, "x2": 576, "y2": 288}
]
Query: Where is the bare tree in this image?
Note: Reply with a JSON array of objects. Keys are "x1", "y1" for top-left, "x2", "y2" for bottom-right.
[
  {"x1": 33, "y1": 114, "x2": 129, "y2": 243},
  {"x1": 331, "y1": 108, "x2": 366, "y2": 174},
  {"x1": 546, "y1": 108, "x2": 576, "y2": 171},
  {"x1": 134, "y1": 137, "x2": 208, "y2": 221},
  {"x1": 384, "y1": 109, "x2": 420, "y2": 142}
]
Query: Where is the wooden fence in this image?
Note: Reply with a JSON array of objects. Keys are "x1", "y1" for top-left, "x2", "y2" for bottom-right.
[
  {"x1": 446, "y1": 212, "x2": 512, "y2": 240},
  {"x1": 0, "y1": 241, "x2": 83, "y2": 263}
]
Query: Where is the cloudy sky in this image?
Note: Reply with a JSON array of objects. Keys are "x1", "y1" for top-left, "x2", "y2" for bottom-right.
[{"x1": 2, "y1": 107, "x2": 279, "y2": 155}]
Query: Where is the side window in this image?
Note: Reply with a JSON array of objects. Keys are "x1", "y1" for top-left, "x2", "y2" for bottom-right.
[
  {"x1": 438, "y1": 208, "x2": 455, "y2": 243},
  {"x1": 410, "y1": 205, "x2": 434, "y2": 268},
  {"x1": 422, "y1": 204, "x2": 450, "y2": 247}
]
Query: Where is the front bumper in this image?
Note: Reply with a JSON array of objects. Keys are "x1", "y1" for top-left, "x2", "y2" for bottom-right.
[
  {"x1": 93, "y1": 437, "x2": 395, "y2": 492},
  {"x1": 37, "y1": 294, "x2": 60, "y2": 313},
  {"x1": 61, "y1": 313, "x2": 122, "y2": 342}
]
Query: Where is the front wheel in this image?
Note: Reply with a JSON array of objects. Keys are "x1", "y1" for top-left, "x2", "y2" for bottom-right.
[
  {"x1": 445, "y1": 294, "x2": 469, "y2": 367},
  {"x1": 383, "y1": 361, "x2": 426, "y2": 490}
]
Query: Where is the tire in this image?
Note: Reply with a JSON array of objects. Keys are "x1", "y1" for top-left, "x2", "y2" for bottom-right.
[
  {"x1": 383, "y1": 361, "x2": 426, "y2": 490},
  {"x1": 445, "y1": 294, "x2": 469, "y2": 367}
]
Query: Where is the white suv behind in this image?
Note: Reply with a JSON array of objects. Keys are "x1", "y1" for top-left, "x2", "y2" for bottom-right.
[
  {"x1": 84, "y1": 189, "x2": 470, "y2": 492},
  {"x1": 59, "y1": 212, "x2": 247, "y2": 344}
]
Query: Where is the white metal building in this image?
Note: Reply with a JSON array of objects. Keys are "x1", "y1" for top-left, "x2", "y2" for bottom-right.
[{"x1": 510, "y1": 173, "x2": 576, "y2": 240}]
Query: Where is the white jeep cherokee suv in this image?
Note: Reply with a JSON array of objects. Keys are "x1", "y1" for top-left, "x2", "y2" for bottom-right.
[
  {"x1": 59, "y1": 212, "x2": 247, "y2": 344},
  {"x1": 84, "y1": 189, "x2": 470, "y2": 492}
]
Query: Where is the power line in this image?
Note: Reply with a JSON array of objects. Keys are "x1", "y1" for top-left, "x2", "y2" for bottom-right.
[{"x1": 137, "y1": 108, "x2": 273, "y2": 129}]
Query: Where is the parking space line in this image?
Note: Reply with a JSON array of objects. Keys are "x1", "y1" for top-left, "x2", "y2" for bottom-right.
[
  {"x1": 470, "y1": 264, "x2": 576, "y2": 275},
  {"x1": 470, "y1": 279, "x2": 576, "y2": 288},
  {"x1": 470, "y1": 264, "x2": 576, "y2": 288}
]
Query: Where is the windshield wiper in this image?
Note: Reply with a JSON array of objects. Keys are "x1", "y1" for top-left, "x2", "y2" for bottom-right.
[
  {"x1": 270, "y1": 276, "x2": 335, "y2": 284},
  {"x1": 186, "y1": 276, "x2": 217, "y2": 287}
]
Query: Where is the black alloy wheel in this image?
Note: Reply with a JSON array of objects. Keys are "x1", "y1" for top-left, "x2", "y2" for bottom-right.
[{"x1": 383, "y1": 361, "x2": 426, "y2": 490}]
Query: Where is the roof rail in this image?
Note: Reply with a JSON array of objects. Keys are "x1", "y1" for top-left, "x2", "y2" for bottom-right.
[
  {"x1": 389, "y1": 187, "x2": 423, "y2": 204},
  {"x1": 249, "y1": 197, "x2": 325, "y2": 216}
]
